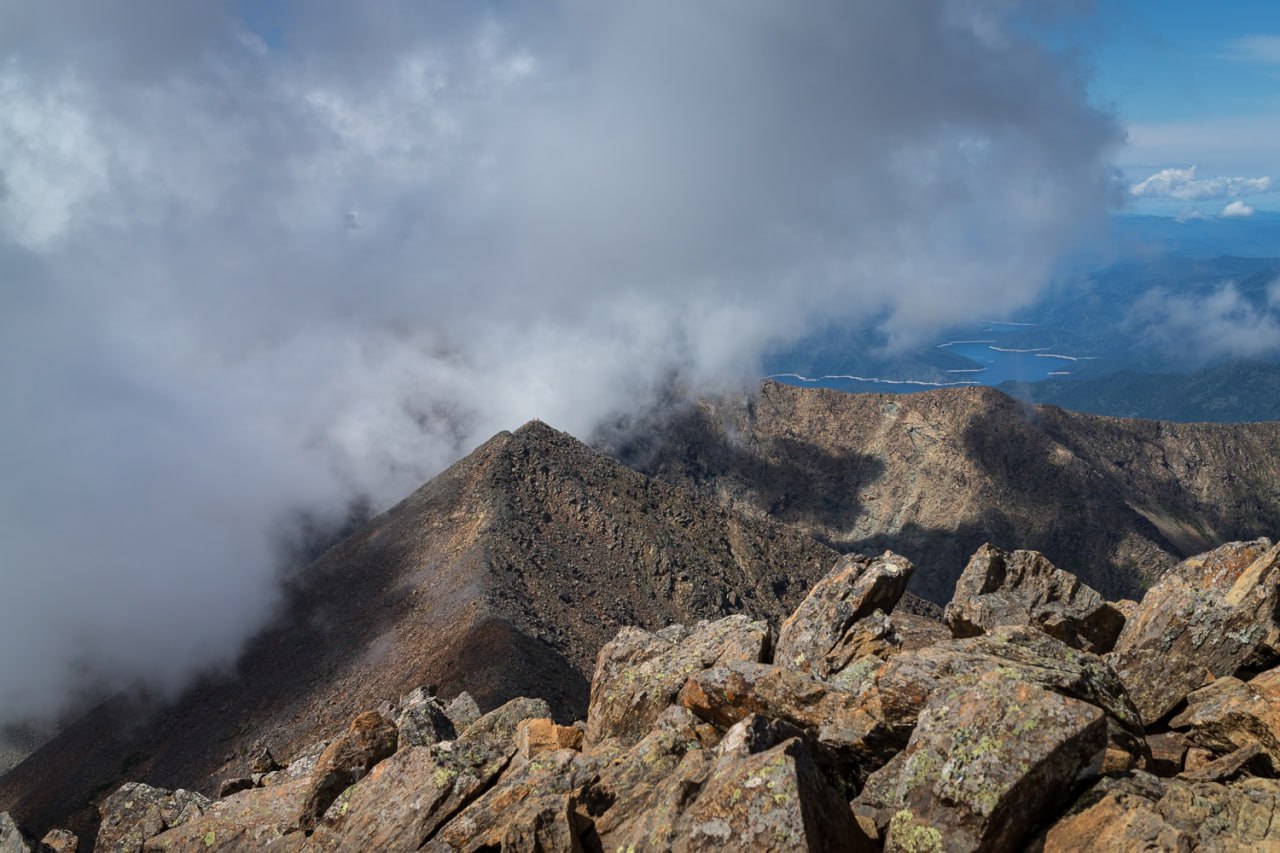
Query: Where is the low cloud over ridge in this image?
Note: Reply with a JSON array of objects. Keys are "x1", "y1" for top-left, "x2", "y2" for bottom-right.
[
  {"x1": 1130, "y1": 165, "x2": 1273, "y2": 201},
  {"x1": 0, "y1": 2, "x2": 1120, "y2": 724}
]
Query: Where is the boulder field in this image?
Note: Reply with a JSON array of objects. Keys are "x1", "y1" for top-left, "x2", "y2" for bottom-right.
[{"x1": 6, "y1": 537, "x2": 1280, "y2": 851}]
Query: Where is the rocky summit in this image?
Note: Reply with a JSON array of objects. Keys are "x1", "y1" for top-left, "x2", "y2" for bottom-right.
[
  {"x1": 6, "y1": 537, "x2": 1280, "y2": 851},
  {"x1": 3, "y1": 382, "x2": 1280, "y2": 850}
]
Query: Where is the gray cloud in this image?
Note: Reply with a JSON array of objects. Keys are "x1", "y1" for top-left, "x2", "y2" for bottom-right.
[{"x1": 0, "y1": 1, "x2": 1120, "y2": 724}]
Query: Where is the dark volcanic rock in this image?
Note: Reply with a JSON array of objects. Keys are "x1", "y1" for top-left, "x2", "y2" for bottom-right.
[{"x1": 944, "y1": 544, "x2": 1125, "y2": 653}]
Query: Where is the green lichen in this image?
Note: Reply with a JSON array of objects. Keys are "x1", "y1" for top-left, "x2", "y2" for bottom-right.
[
  {"x1": 889, "y1": 810, "x2": 943, "y2": 852},
  {"x1": 202, "y1": 829, "x2": 216, "y2": 847}
]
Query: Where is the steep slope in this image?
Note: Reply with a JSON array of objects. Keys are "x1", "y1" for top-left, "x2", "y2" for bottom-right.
[
  {"x1": 0, "y1": 420, "x2": 849, "y2": 840},
  {"x1": 619, "y1": 381, "x2": 1280, "y2": 602}
]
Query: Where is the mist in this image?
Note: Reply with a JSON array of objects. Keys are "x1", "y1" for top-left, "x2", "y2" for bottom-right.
[{"x1": 0, "y1": 1, "x2": 1120, "y2": 725}]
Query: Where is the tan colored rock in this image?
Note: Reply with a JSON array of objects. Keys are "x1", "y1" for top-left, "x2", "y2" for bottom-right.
[
  {"x1": 516, "y1": 717, "x2": 584, "y2": 759},
  {"x1": 95, "y1": 783, "x2": 209, "y2": 853},
  {"x1": 1107, "y1": 538, "x2": 1280, "y2": 726},
  {"x1": 1042, "y1": 772, "x2": 1280, "y2": 850},
  {"x1": 1184, "y1": 747, "x2": 1214, "y2": 772},
  {"x1": 307, "y1": 697, "x2": 549, "y2": 850},
  {"x1": 296, "y1": 710, "x2": 398, "y2": 832},
  {"x1": 585, "y1": 615, "x2": 771, "y2": 747},
  {"x1": 39, "y1": 828, "x2": 78, "y2": 853},
  {"x1": 1169, "y1": 668, "x2": 1280, "y2": 766},
  {"x1": 674, "y1": 738, "x2": 875, "y2": 852},
  {"x1": 216, "y1": 776, "x2": 255, "y2": 798},
  {"x1": 143, "y1": 778, "x2": 309, "y2": 851},
  {"x1": 775, "y1": 551, "x2": 915, "y2": 677},
  {"x1": 249, "y1": 746, "x2": 281, "y2": 774},
  {"x1": 1177, "y1": 741, "x2": 1274, "y2": 782},
  {"x1": 881, "y1": 672, "x2": 1107, "y2": 853},
  {"x1": 944, "y1": 545, "x2": 1125, "y2": 653},
  {"x1": 426, "y1": 748, "x2": 599, "y2": 852}
]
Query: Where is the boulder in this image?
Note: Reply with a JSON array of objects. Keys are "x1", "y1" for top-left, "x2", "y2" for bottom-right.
[
  {"x1": 217, "y1": 776, "x2": 256, "y2": 798},
  {"x1": 425, "y1": 748, "x2": 599, "y2": 852},
  {"x1": 585, "y1": 615, "x2": 771, "y2": 746},
  {"x1": 674, "y1": 738, "x2": 874, "y2": 852},
  {"x1": 39, "y1": 828, "x2": 78, "y2": 853},
  {"x1": 1040, "y1": 772, "x2": 1280, "y2": 850},
  {"x1": 516, "y1": 718, "x2": 584, "y2": 759},
  {"x1": 95, "y1": 783, "x2": 209, "y2": 853},
  {"x1": 296, "y1": 710, "x2": 398, "y2": 831},
  {"x1": 444, "y1": 691, "x2": 482, "y2": 731},
  {"x1": 396, "y1": 689, "x2": 457, "y2": 748},
  {"x1": 1177, "y1": 742, "x2": 1275, "y2": 783},
  {"x1": 142, "y1": 779, "x2": 310, "y2": 851},
  {"x1": 775, "y1": 552, "x2": 915, "y2": 677},
  {"x1": 249, "y1": 746, "x2": 281, "y2": 774},
  {"x1": 1169, "y1": 668, "x2": 1280, "y2": 766},
  {"x1": 307, "y1": 697, "x2": 549, "y2": 850},
  {"x1": 881, "y1": 671, "x2": 1107, "y2": 852},
  {"x1": 1107, "y1": 538, "x2": 1280, "y2": 726},
  {"x1": 944, "y1": 545, "x2": 1125, "y2": 653},
  {"x1": 0, "y1": 813, "x2": 39, "y2": 853}
]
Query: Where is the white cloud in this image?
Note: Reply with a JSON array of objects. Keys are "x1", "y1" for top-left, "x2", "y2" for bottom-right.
[
  {"x1": 1129, "y1": 165, "x2": 1273, "y2": 201},
  {"x1": 1221, "y1": 200, "x2": 1256, "y2": 218},
  {"x1": 0, "y1": 1, "x2": 1121, "y2": 725},
  {"x1": 1129, "y1": 283, "x2": 1280, "y2": 362}
]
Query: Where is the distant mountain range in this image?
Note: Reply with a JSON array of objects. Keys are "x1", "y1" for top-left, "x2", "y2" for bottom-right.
[{"x1": 1000, "y1": 361, "x2": 1280, "y2": 423}]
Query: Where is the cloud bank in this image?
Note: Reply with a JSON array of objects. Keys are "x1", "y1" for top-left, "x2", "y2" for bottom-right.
[
  {"x1": 1130, "y1": 166, "x2": 1273, "y2": 201},
  {"x1": 1128, "y1": 283, "x2": 1280, "y2": 363},
  {"x1": 0, "y1": 1, "x2": 1120, "y2": 724}
]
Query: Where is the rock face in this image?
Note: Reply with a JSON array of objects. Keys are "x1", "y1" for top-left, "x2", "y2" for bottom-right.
[
  {"x1": 944, "y1": 545, "x2": 1125, "y2": 653},
  {"x1": 1107, "y1": 538, "x2": 1280, "y2": 725},
  {"x1": 12, "y1": 539, "x2": 1280, "y2": 850},
  {"x1": 625, "y1": 381, "x2": 1280, "y2": 603}
]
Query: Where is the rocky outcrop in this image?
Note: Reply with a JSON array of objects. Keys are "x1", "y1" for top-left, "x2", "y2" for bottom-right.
[
  {"x1": 1107, "y1": 538, "x2": 1280, "y2": 725},
  {"x1": 775, "y1": 551, "x2": 914, "y2": 677},
  {"x1": 16, "y1": 531, "x2": 1280, "y2": 851},
  {"x1": 95, "y1": 783, "x2": 208, "y2": 853},
  {"x1": 944, "y1": 545, "x2": 1125, "y2": 653},
  {"x1": 0, "y1": 813, "x2": 39, "y2": 853}
]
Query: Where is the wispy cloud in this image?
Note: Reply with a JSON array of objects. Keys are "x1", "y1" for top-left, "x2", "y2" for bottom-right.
[
  {"x1": 1223, "y1": 34, "x2": 1280, "y2": 65},
  {"x1": 1130, "y1": 165, "x2": 1273, "y2": 201},
  {"x1": 1128, "y1": 283, "x2": 1280, "y2": 362}
]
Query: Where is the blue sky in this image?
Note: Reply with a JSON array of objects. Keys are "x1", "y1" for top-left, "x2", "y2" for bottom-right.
[{"x1": 1087, "y1": 0, "x2": 1280, "y2": 215}]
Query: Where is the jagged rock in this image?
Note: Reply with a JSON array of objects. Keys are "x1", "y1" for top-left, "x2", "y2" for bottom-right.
[
  {"x1": 259, "y1": 739, "x2": 329, "y2": 787},
  {"x1": 249, "y1": 746, "x2": 281, "y2": 774},
  {"x1": 0, "y1": 813, "x2": 39, "y2": 853},
  {"x1": 580, "y1": 706, "x2": 719, "y2": 848},
  {"x1": 1177, "y1": 742, "x2": 1275, "y2": 782},
  {"x1": 307, "y1": 697, "x2": 550, "y2": 850},
  {"x1": 585, "y1": 614, "x2": 771, "y2": 747},
  {"x1": 216, "y1": 776, "x2": 256, "y2": 798},
  {"x1": 95, "y1": 783, "x2": 210, "y2": 853},
  {"x1": 1107, "y1": 538, "x2": 1280, "y2": 725},
  {"x1": 39, "y1": 828, "x2": 78, "y2": 853},
  {"x1": 774, "y1": 551, "x2": 915, "y2": 677},
  {"x1": 1169, "y1": 668, "x2": 1280, "y2": 766},
  {"x1": 516, "y1": 718, "x2": 583, "y2": 759},
  {"x1": 881, "y1": 671, "x2": 1107, "y2": 852},
  {"x1": 1039, "y1": 772, "x2": 1280, "y2": 850},
  {"x1": 674, "y1": 738, "x2": 874, "y2": 852},
  {"x1": 296, "y1": 711, "x2": 398, "y2": 832},
  {"x1": 883, "y1": 612, "x2": 949, "y2": 652},
  {"x1": 444, "y1": 691, "x2": 482, "y2": 731},
  {"x1": 142, "y1": 779, "x2": 309, "y2": 851},
  {"x1": 426, "y1": 748, "x2": 599, "y2": 852},
  {"x1": 944, "y1": 545, "x2": 1125, "y2": 653},
  {"x1": 396, "y1": 689, "x2": 457, "y2": 748}
]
